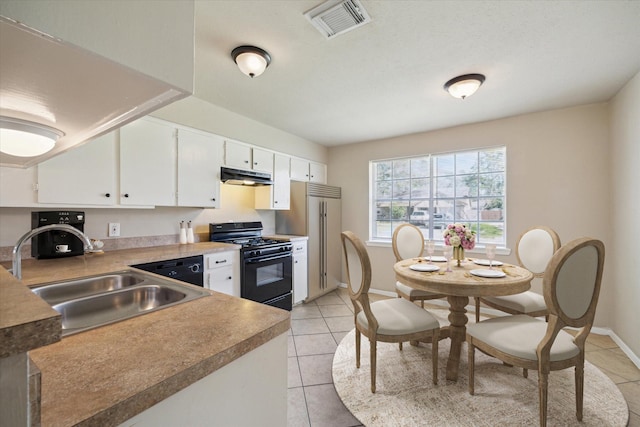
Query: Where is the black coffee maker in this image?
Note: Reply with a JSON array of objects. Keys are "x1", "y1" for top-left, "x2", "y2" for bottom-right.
[{"x1": 31, "y1": 211, "x2": 86, "y2": 259}]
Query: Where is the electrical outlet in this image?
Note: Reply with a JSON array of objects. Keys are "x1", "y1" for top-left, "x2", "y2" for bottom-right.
[{"x1": 108, "y1": 223, "x2": 120, "y2": 237}]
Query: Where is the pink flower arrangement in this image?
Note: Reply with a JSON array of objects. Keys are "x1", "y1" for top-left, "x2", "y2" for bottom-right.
[{"x1": 443, "y1": 223, "x2": 476, "y2": 250}]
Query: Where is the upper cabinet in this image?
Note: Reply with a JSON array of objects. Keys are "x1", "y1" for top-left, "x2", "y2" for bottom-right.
[
  {"x1": 177, "y1": 128, "x2": 222, "y2": 208},
  {"x1": 0, "y1": 166, "x2": 37, "y2": 207},
  {"x1": 290, "y1": 158, "x2": 327, "y2": 184},
  {"x1": 120, "y1": 119, "x2": 177, "y2": 206},
  {"x1": 225, "y1": 141, "x2": 274, "y2": 174},
  {"x1": 37, "y1": 132, "x2": 117, "y2": 206},
  {"x1": 255, "y1": 153, "x2": 291, "y2": 210}
]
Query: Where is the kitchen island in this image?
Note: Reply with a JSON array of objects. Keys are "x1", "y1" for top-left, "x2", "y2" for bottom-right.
[{"x1": 0, "y1": 242, "x2": 290, "y2": 426}]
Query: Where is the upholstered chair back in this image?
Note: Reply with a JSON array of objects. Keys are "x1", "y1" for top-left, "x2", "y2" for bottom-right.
[
  {"x1": 516, "y1": 226, "x2": 561, "y2": 276},
  {"x1": 392, "y1": 224, "x2": 424, "y2": 262}
]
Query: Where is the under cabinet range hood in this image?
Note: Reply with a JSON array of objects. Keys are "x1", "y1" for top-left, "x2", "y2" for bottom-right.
[
  {"x1": 0, "y1": 16, "x2": 189, "y2": 168},
  {"x1": 221, "y1": 167, "x2": 273, "y2": 186}
]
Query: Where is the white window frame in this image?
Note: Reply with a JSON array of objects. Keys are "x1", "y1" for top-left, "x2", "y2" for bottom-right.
[{"x1": 369, "y1": 146, "x2": 508, "y2": 251}]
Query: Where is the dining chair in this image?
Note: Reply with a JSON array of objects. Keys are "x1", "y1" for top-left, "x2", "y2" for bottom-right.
[
  {"x1": 341, "y1": 230, "x2": 440, "y2": 393},
  {"x1": 467, "y1": 237, "x2": 605, "y2": 427},
  {"x1": 393, "y1": 223, "x2": 445, "y2": 308},
  {"x1": 474, "y1": 226, "x2": 561, "y2": 322}
]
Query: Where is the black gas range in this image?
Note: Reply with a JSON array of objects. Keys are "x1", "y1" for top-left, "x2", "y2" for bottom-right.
[{"x1": 210, "y1": 222, "x2": 293, "y2": 311}]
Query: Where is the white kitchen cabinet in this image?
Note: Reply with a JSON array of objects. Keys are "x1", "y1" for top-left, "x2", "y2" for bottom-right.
[
  {"x1": 120, "y1": 118, "x2": 177, "y2": 206},
  {"x1": 224, "y1": 140, "x2": 252, "y2": 170},
  {"x1": 290, "y1": 158, "x2": 327, "y2": 184},
  {"x1": 177, "y1": 128, "x2": 222, "y2": 208},
  {"x1": 292, "y1": 240, "x2": 308, "y2": 304},
  {"x1": 309, "y1": 161, "x2": 327, "y2": 184},
  {"x1": 204, "y1": 251, "x2": 240, "y2": 297},
  {"x1": 37, "y1": 132, "x2": 117, "y2": 205},
  {"x1": 0, "y1": 167, "x2": 37, "y2": 207},
  {"x1": 251, "y1": 147, "x2": 274, "y2": 173},
  {"x1": 255, "y1": 153, "x2": 290, "y2": 210}
]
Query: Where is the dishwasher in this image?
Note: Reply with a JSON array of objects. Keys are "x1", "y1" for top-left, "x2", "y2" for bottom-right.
[{"x1": 132, "y1": 255, "x2": 204, "y2": 287}]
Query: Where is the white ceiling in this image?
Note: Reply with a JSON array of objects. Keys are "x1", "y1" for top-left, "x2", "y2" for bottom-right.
[{"x1": 194, "y1": 0, "x2": 640, "y2": 146}]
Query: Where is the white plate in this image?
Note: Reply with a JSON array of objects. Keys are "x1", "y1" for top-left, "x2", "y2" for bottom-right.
[
  {"x1": 409, "y1": 264, "x2": 440, "y2": 272},
  {"x1": 470, "y1": 269, "x2": 506, "y2": 278},
  {"x1": 473, "y1": 259, "x2": 503, "y2": 266},
  {"x1": 423, "y1": 256, "x2": 447, "y2": 262}
]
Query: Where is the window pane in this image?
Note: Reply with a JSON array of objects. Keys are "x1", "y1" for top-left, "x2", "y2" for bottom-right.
[
  {"x1": 455, "y1": 174, "x2": 478, "y2": 197},
  {"x1": 390, "y1": 201, "x2": 409, "y2": 221},
  {"x1": 434, "y1": 176, "x2": 454, "y2": 197},
  {"x1": 456, "y1": 152, "x2": 478, "y2": 174},
  {"x1": 410, "y1": 178, "x2": 429, "y2": 198},
  {"x1": 434, "y1": 154, "x2": 454, "y2": 176},
  {"x1": 376, "y1": 161, "x2": 392, "y2": 180},
  {"x1": 392, "y1": 179, "x2": 410, "y2": 199},
  {"x1": 478, "y1": 172, "x2": 504, "y2": 196},
  {"x1": 375, "y1": 180, "x2": 391, "y2": 199},
  {"x1": 376, "y1": 220, "x2": 392, "y2": 238},
  {"x1": 411, "y1": 158, "x2": 429, "y2": 178},
  {"x1": 480, "y1": 149, "x2": 505, "y2": 173},
  {"x1": 473, "y1": 222, "x2": 505, "y2": 244},
  {"x1": 393, "y1": 159, "x2": 410, "y2": 179}
]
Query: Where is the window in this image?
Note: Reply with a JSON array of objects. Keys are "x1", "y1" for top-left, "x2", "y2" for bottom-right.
[{"x1": 371, "y1": 147, "x2": 506, "y2": 246}]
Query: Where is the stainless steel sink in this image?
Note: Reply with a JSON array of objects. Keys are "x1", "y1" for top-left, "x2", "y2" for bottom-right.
[
  {"x1": 32, "y1": 271, "x2": 146, "y2": 305},
  {"x1": 30, "y1": 271, "x2": 209, "y2": 336}
]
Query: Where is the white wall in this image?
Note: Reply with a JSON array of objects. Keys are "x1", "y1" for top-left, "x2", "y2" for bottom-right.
[
  {"x1": 609, "y1": 70, "x2": 640, "y2": 358},
  {"x1": 329, "y1": 103, "x2": 613, "y2": 327}
]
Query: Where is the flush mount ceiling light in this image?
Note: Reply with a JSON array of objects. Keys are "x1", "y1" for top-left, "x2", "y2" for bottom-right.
[
  {"x1": 231, "y1": 45, "x2": 271, "y2": 78},
  {"x1": 444, "y1": 74, "x2": 486, "y2": 99},
  {"x1": 0, "y1": 117, "x2": 64, "y2": 157}
]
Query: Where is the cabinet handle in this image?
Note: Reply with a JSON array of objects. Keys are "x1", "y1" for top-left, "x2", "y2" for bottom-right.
[
  {"x1": 227, "y1": 276, "x2": 232, "y2": 280},
  {"x1": 295, "y1": 260, "x2": 298, "y2": 264},
  {"x1": 215, "y1": 259, "x2": 227, "y2": 264},
  {"x1": 254, "y1": 162, "x2": 258, "y2": 165},
  {"x1": 212, "y1": 198, "x2": 216, "y2": 201},
  {"x1": 105, "y1": 193, "x2": 111, "y2": 198},
  {"x1": 123, "y1": 193, "x2": 129, "y2": 198},
  {"x1": 274, "y1": 200, "x2": 278, "y2": 204},
  {"x1": 244, "y1": 160, "x2": 249, "y2": 164}
]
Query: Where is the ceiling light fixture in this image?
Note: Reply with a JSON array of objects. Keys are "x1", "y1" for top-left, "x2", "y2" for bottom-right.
[
  {"x1": 444, "y1": 74, "x2": 486, "y2": 99},
  {"x1": 231, "y1": 45, "x2": 271, "y2": 78},
  {"x1": 0, "y1": 117, "x2": 64, "y2": 157}
]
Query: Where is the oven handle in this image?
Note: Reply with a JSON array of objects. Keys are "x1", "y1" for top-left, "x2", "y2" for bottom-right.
[{"x1": 246, "y1": 253, "x2": 292, "y2": 264}]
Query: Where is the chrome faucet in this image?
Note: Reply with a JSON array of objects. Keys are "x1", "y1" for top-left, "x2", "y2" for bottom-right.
[{"x1": 12, "y1": 224, "x2": 94, "y2": 280}]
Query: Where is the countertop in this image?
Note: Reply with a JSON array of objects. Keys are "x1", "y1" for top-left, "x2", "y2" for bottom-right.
[{"x1": 0, "y1": 242, "x2": 291, "y2": 426}]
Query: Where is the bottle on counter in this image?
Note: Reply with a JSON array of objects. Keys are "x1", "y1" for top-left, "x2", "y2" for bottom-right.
[
  {"x1": 179, "y1": 221, "x2": 187, "y2": 244},
  {"x1": 187, "y1": 221, "x2": 194, "y2": 244}
]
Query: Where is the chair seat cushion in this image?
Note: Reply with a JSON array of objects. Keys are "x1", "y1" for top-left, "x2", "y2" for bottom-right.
[
  {"x1": 357, "y1": 297, "x2": 439, "y2": 336},
  {"x1": 483, "y1": 291, "x2": 547, "y2": 314},
  {"x1": 396, "y1": 281, "x2": 440, "y2": 298},
  {"x1": 467, "y1": 315, "x2": 580, "y2": 362}
]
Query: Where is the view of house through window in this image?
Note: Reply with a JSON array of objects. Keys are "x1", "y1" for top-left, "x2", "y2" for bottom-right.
[{"x1": 371, "y1": 147, "x2": 506, "y2": 246}]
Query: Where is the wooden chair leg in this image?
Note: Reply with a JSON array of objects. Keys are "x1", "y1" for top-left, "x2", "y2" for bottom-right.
[
  {"x1": 576, "y1": 360, "x2": 584, "y2": 421},
  {"x1": 468, "y1": 340, "x2": 475, "y2": 395},
  {"x1": 399, "y1": 342, "x2": 403, "y2": 351},
  {"x1": 523, "y1": 368, "x2": 528, "y2": 378},
  {"x1": 432, "y1": 329, "x2": 439, "y2": 385},
  {"x1": 420, "y1": 300, "x2": 424, "y2": 308},
  {"x1": 355, "y1": 330, "x2": 361, "y2": 369},
  {"x1": 370, "y1": 339, "x2": 377, "y2": 393},
  {"x1": 475, "y1": 297, "x2": 480, "y2": 323},
  {"x1": 538, "y1": 370, "x2": 549, "y2": 427}
]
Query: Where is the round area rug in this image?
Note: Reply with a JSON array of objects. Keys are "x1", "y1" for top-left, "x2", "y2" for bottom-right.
[{"x1": 332, "y1": 310, "x2": 628, "y2": 427}]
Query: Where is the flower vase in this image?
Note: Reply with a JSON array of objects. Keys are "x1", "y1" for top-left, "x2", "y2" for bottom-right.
[{"x1": 453, "y1": 246, "x2": 465, "y2": 266}]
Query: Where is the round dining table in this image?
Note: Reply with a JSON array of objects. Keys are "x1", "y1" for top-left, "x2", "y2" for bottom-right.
[{"x1": 394, "y1": 257, "x2": 533, "y2": 382}]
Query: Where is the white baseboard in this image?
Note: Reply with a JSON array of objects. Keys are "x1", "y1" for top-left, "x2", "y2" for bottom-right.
[{"x1": 337, "y1": 282, "x2": 640, "y2": 369}]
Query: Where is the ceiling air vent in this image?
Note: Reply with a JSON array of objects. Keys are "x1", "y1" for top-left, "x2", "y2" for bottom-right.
[{"x1": 304, "y1": 0, "x2": 372, "y2": 39}]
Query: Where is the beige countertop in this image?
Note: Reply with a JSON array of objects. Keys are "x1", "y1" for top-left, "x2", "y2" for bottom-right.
[{"x1": 0, "y1": 242, "x2": 290, "y2": 426}]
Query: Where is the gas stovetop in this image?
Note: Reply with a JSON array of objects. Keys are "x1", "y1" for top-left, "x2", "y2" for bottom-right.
[{"x1": 209, "y1": 221, "x2": 290, "y2": 251}]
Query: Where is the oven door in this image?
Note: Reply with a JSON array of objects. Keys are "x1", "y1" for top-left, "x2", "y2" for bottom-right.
[{"x1": 242, "y1": 252, "x2": 292, "y2": 305}]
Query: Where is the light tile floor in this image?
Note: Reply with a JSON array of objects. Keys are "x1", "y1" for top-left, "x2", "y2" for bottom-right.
[{"x1": 287, "y1": 288, "x2": 640, "y2": 427}]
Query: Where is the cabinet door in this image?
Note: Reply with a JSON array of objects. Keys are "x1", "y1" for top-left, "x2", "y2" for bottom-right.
[
  {"x1": 37, "y1": 132, "x2": 117, "y2": 205},
  {"x1": 255, "y1": 153, "x2": 290, "y2": 210},
  {"x1": 292, "y1": 241, "x2": 308, "y2": 304},
  {"x1": 0, "y1": 166, "x2": 37, "y2": 206},
  {"x1": 120, "y1": 118, "x2": 176, "y2": 206},
  {"x1": 290, "y1": 158, "x2": 309, "y2": 181},
  {"x1": 225, "y1": 141, "x2": 251, "y2": 169},
  {"x1": 207, "y1": 265, "x2": 235, "y2": 295},
  {"x1": 177, "y1": 129, "x2": 222, "y2": 208},
  {"x1": 309, "y1": 162, "x2": 326, "y2": 184},
  {"x1": 252, "y1": 148, "x2": 274, "y2": 174}
]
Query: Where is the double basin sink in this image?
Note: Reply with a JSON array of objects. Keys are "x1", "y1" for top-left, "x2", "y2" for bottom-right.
[{"x1": 31, "y1": 271, "x2": 209, "y2": 336}]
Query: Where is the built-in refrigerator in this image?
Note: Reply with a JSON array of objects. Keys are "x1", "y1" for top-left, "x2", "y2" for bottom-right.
[{"x1": 276, "y1": 182, "x2": 341, "y2": 302}]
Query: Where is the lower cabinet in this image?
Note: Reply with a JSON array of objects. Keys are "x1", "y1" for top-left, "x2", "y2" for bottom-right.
[
  {"x1": 204, "y1": 251, "x2": 240, "y2": 297},
  {"x1": 292, "y1": 240, "x2": 308, "y2": 304},
  {"x1": 117, "y1": 333, "x2": 287, "y2": 427}
]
